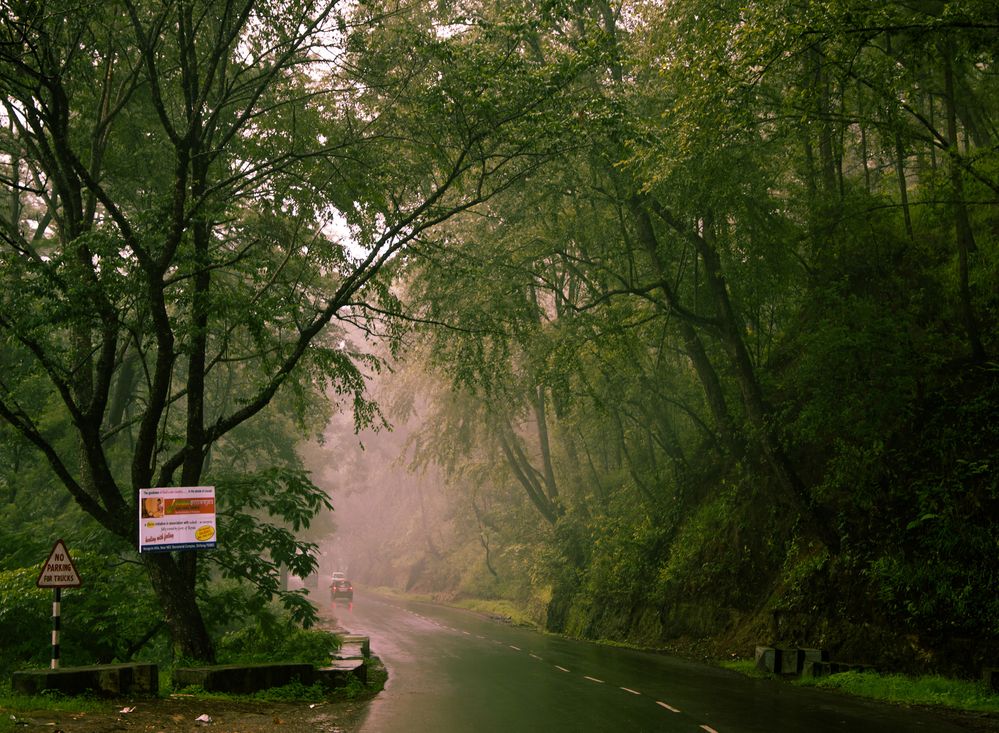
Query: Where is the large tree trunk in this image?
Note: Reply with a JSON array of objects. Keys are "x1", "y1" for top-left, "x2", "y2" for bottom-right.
[
  {"x1": 628, "y1": 199, "x2": 745, "y2": 461},
  {"x1": 142, "y1": 552, "x2": 215, "y2": 662},
  {"x1": 532, "y1": 385, "x2": 559, "y2": 504},
  {"x1": 697, "y1": 215, "x2": 840, "y2": 549},
  {"x1": 644, "y1": 199, "x2": 839, "y2": 549},
  {"x1": 894, "y1": 133, "x2": 914, "y2": 240},
  {"x1": 810, "y1": 47, "x2": 839, "y2": 197},
  {"x1": 496, "y1": 421, "x2": 562, "y2": 525}
]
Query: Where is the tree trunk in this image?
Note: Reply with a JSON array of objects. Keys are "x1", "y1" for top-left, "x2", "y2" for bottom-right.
[
  {"x1": 646, "y1": 202, "x2": 839, "y2": 549},
  {"x1": 942, "y1": 44, "x2": 986, "y2": 362},
  {"x1": 858, "y1": 84, "x2": 872, "y2": 193},
  {"x1": 496, "y1": 424, "x2": 562, "y2": 524},
  {"x1": 696, "y1": 219, "x2": 799, "y2": 486},
  {"x1": 142, "y1": 551, "x2": 215, "y2": 662},
  {"x1": 471, "y1": 497, "x2": 499, "y2": 578},
  {"x1": 894, "y1": 133, "x2": 914, "y2": 240},
  {"x1": 628, "y1": 199, "x2": 745, "y2": 461},
  {"x1": 810, "y1": 47, "x2": 838, "y2": 196},
  {"x1": 532, "y1": 385, "x2": 559, "y2": 504}
]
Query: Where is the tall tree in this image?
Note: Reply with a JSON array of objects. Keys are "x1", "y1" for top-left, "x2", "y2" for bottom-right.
[{"x1": 0, "y1": 0, "x2": 557, "y2": 660}]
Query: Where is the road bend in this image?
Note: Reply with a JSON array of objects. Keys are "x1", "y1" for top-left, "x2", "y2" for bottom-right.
[{"x1": 327, "y1": 592, "x2": 975, "y2": 733}]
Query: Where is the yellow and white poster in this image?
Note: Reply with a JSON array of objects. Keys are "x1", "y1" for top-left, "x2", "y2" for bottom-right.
[{"x1": 138, "y1": 486, "x2": 217, "y2": 552}]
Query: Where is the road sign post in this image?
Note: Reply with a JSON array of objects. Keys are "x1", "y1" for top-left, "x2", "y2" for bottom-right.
[
  {"x1": 36, "y1": 540, "x2": 82, "y2": 669},
  {"x1": 51, "y1": 586, "x2": 61, "y2": 669}
]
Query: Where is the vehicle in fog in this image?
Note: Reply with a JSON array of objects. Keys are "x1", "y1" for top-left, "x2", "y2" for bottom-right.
[{"x1": 331, "y1": 577, "x2": 354, "y2": 601}]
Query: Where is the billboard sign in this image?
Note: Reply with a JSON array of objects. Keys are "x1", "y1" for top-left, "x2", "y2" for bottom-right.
[{"x1": 139, "y1": 486, "x2": 217, "y2": 552}]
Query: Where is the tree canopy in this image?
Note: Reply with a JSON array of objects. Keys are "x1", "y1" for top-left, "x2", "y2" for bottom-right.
[
  {"x1": 391, "y1": 0, "x2": 998, "y2": 671},
  {"x1": 0, "y1": 0, "x2": 570, "y2": 660},
  {"x1": 1, "y1": 0, "x2": 997, "y2": 673}
]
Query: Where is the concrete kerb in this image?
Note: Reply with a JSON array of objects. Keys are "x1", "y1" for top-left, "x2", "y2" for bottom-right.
[
  {"x1": 755, "y1": 645, "x2": 840, "y2": 677},
  {"x1": 9, "y1": 635, "x2": 373, "y2": 697},
  {"x1": 173, "y1": 635, "x2": 372, "y2": 693},
  {"x1": 11, "y1": 663, "x2": 159, "y2": 697}
]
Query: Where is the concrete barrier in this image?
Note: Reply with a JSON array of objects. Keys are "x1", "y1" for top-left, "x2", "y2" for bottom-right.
[
  {"x1": 12, "y1": 663, "x2": 159, "y2": 697},
  {"x1": 11, "y1": 637, "x2": 374, "y2": 698},
  {"x1": 338, "y1": 635, "x2": 370, "y2": 658},
  {"x1": 173, "y1": 663, "x2": 315, "y2": 693},
  {"x1": 795, "y1": 648, "x2": 828, "y2": 676},
  {"x1": 802, "y1": 660, "x2": 877, "y2": 678},
  {"x1": 316, "y1": 659, "x2": 367, "y2": 686},
  {"x1": 777, "y1": 647, "x2": 800, "y2": 675},
  {"x1": 754, "y1": 645, "x2": 776, "y2": 673},
  {"x1": 173, "y1": 656, "x2": 369, "y2": 693},
  {"x1": 755, "y1": 646, "x2": 805, "y2": 675},
  {"x1": 756, "y1": 646, "x2": 832, "y2": 676}
]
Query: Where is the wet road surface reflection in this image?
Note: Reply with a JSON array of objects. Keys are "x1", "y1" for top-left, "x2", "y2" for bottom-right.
[{"x1": 328, "y1": 593, "x2": 974, "y2": 733}]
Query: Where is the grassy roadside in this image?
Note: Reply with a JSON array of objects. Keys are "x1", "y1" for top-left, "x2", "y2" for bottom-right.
[
  {"x1": 364, "y1": 586, "x2": 540, "y2": 628},
  {"x1": 720, "y1": 659, "x2": 999, "y2": 715},
  {"x1": 454, "y1": 593, "x2": 999, "y2": 718},
  {"x1": 795, "y1": 670, "x2": 999, "y2": 714},
  {"x1": 0, "y1": 692, "x2": 109, "y2": 732},
  {"x1": 0, "y1": 661, "x2": 386, "y2": 733}
]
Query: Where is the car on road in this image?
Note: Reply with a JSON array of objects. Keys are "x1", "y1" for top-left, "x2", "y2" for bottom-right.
[{"x1": 331, "y1": 578, "x2": 354, "y2": 601}]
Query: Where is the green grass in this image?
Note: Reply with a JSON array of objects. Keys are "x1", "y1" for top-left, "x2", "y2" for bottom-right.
[
  {"x1": 366, "y1": 587, "x2": 539, "y2": 628},
  {"x1": 0, "y1": 691, "x2": 114, "y2": 731},
  {"x1": 364, "y1": 586, "x2": 436, "y2": 603},
  {"x1": 795, "y1": 670, "x2": 999, "y2": 713},
  {"x1": 173, "y1": 679, "x2": 345, "y2": 703},
  {"x1": 0, "y1": 656, "x2": 387, "y2": 728},
  {"x1": 720, "y1": 659, "x2": 773, "y2": 678},
  {"x1": 172, "y1": 661, "x2": 385, "y2": 704},
  {"x1": 453, "y1": 598, "x2": 535, "y2": 627},
  {"x1": 721, "y1": 660, "x2": 999, "y2": 714}
]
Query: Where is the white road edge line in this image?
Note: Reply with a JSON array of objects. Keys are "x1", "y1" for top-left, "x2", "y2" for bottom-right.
[
  {"x1": 555, "y1": 665, "x2": 570, "y2": 673},
  {"x1": 620, "y1": 687, "x2": 641, "y2": 695},
  {"x1": 584, "y1": 676, "x2": 605, "y2": 684},
  {"x1": 656, "y1": 701, "x2": 681, "y2": 713}
]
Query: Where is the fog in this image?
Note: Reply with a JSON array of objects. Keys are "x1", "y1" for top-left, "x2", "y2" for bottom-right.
[{"x1": 298, "y1": 359, "x2": 451, "y2": 595}]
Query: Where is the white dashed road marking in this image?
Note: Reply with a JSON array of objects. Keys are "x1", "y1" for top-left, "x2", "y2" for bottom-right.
[{"x1": 401, "y1": 605, "x2": 725, "y2": 732}]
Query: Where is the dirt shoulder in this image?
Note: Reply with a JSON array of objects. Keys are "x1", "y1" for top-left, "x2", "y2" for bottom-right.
[
  {"x1": 3, "y1": 692, "x2": 373, "y2": 733},
  {"x1": 3, "y1": 613, "x2": 378, "y2": 733}
]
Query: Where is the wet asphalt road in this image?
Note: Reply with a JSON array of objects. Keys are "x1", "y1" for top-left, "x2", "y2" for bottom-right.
[{"x1": 330, "y1": 592, "x2": 977, "y2": 733}]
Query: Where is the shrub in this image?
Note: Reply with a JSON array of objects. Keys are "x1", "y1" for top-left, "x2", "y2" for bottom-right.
[
  {"x1": 0, "y1": 553, "x2": 164, "y2": 678},
  {"x1": 215, "y1": 606, "x2": 340, "y2": 666}
]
